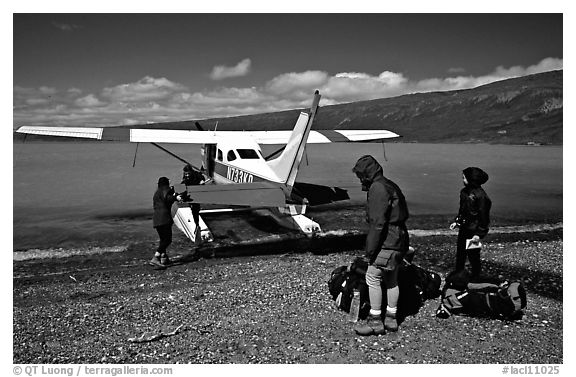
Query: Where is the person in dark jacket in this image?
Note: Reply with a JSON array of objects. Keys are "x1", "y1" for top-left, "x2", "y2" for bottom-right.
[
  {"x1": 352, "y1": 155, "x2": 410, "y2": 336},
  {"x1": 450, "y1": 167, "x2": 492, "y2": 280},
  {"x1": 150, "y1": 176, "x2": 180, "y2": 268}
]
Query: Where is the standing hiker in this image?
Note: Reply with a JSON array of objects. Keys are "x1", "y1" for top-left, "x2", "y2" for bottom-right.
[
  {"x1": 150, "y1": 176, "x2": 180, "y2": 268},
  {"x1": 450, "y1": 167, "x2": 492, "y2": 280},
  {"x1": 352, "y1": 155, "x2": 410, "y2": 336}
]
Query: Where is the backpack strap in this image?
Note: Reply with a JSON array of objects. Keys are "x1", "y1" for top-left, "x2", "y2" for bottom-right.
[
  {"x1": 507, "y1": 282, "x2": 525, "y2": 312},
  {"x1": 485, "y1": 292, "x2": 495, "y2": 314}
]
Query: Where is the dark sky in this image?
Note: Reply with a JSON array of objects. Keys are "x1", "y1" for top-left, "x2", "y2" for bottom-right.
[
  {"x1": 12, "y1": 13, "x2": 563, "y2": 126},
  {"x1": 14, "y1": 14, "x2": 562, "y2": 88}
]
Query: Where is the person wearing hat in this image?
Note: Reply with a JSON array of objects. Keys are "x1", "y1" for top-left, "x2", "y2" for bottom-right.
[
  {"x1": 151, "y1": 176, "x2": 180, "y2": 268},
  {"x1": 450, "y1": 167, "x2": 492, "y2": 280},
  {"x1": 351, "y1": 155, "x2": 410, "y2": 336}
]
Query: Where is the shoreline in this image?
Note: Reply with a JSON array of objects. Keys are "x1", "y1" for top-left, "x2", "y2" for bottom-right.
[{"x1": 13, "y1": 221, "x2": 564, "y2": 262}]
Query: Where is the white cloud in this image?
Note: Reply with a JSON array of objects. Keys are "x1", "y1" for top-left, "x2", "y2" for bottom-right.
[
  {"x1": 38, "y1": 86, "x2": 57, "y2": 95},
  {"x1": 528, "y1": 57, "x2": 563, "y2": 73},
  {"x1": 334, "y1": 72, "x2": 371, "y2": 80},
  {"x1": 448, "y1": 67, "x2": 466, "y2": 74},
  {"x1": 493, "y1": 57, "x2": 563, "y2": 78},
  {"x1": 101, "y1": 76, "x2": 186, "y2": 102},
  {"x1": 168, "y1": 87, "x2": 279, "y2": 119},
  {"x1": 14, "y1": 86, "x2": 58, "y2": 110},
  {"x1": 321, "y1": 71, "x2": 409, "y2": 102},
  {"x1": 188, "y1": 87, "x2": 266, "y2": 105},
  {"x1": 411, "y1": 57, "x2": 563, "y2": 94},
  {"x1": 13, "y1": 57, "x2": 563, "y2": 127},
  {"x1": 52, "y1": 22, "x2": 83, "y2": 32},
  {"x1": 266, "y1": 71, "x2": 329, "y2": 97},
  {"x1": 210, "y1": 58, "x2": 252, "y2": 80},
  {"x1": 68, "y1": 88, "x2": 83, "y2": 96},
  {"x1": 25, "y1": 98, "x2": 50, "y2": 106},
  {"x1": 75, "y1": 94, "x2": 104, "y2": 107}
]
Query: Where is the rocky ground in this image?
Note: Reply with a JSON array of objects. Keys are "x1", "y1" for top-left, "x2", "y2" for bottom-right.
[{"x1": 13, "y1": 218, "x2": 563, "y2": 364}]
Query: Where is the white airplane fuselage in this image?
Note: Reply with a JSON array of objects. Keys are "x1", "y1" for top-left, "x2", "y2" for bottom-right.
[
  {"x1": 209, "y1": 138, "x2": 283, "y2": 185},
  {"x1": 195, "y1": 136, "x2": 320, "y2": 236}
]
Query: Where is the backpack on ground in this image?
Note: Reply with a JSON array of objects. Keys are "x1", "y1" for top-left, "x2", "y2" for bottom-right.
[
  {"x1": 397, "y1": 261, "x2": 442, "y2": 318},
  {"x1": 327, "y1": 265, "x2": 371, "y2": 319},
  {"x1": 400, "y1": 261, "x2": 442, "y2": 301},
  {"x1": 328, "y1": 256, "x2": 441, "y2": 320},
  {"x1": 436, "y1": 270, "x2": 527, "y2": 320},
  {"x1": 349, "y1": 256, "x2": 441, "y2": 301}
]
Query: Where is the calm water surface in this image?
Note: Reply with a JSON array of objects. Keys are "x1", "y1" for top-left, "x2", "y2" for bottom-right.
[{"x1": 13, "y1": 142, "x2": 562, "y2": 250}]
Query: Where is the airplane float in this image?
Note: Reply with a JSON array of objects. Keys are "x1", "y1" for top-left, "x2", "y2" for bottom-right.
[{"x1": 16, "y1": 91, "x2": 399, "y2": 244}]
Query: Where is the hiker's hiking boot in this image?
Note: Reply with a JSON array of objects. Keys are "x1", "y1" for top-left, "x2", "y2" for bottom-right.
[
  {"x1": 384, "y1": 311, "x2": 398, "y2": 332},
  {"x1": 354, "y1": 314, "x2": 385, "y2": 336},
  {"x1": 149, "y1": 255, "x2": 165, "y2": 269},
  {"x1": 160, "y1": 254, "x2": 171, "y2": 266}
]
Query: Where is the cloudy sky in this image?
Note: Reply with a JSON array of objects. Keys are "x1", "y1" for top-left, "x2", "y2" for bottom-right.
[{"x1": 13, "y1": 13, "x2": 563, "y2": 128}]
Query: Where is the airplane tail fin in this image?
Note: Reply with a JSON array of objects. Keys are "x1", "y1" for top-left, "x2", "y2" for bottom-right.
[{"x1": 268, "y1": 91, "x2": 321, "y2": 187}]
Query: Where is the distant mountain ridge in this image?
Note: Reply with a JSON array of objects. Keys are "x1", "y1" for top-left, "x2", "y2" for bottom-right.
[
  {"x1": 16, "y1": 70, "x2": 563, "y2": 145},
  {"x1": 126, "y1": 70, "x2": 563, "y2": 145}
]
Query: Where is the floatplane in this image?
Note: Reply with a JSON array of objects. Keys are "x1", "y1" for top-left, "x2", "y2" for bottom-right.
[{"x1": 16, "y1": 91, "x2": 399, "y2": 244}]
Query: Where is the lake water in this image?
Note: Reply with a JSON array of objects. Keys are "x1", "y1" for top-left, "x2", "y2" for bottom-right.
[{"x1": 13, "y1": 142, "x2": 562, "y2": 250}]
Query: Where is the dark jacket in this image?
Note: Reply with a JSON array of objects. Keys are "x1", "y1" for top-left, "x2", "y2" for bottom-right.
[
  {"x1": 153, "y1": 185, "x2": 177, "y2": 227},
  {"x1": 353, "y1": 156, "x2": 409, "y2": 261},
  {"x1": 455, "y1": 167, "x2": 492, "y2": 238},
  {"x1": 182, "y1": 164, "x2": 205, "y2": 186}
]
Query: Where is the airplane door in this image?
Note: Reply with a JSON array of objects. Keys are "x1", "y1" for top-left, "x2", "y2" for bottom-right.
[{"x1": 203, "y1": 144, "x2": 216, "y2": 178}]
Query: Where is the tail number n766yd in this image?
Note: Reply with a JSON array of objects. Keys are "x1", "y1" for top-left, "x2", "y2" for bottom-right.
[{"x1": 227, "y1": 166, "x2": 254, "y2": 183}]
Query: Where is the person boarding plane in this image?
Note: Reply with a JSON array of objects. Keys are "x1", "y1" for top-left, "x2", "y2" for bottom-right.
[{"x1": 16, "y1": 91, "x2": 400, "y2": 244}]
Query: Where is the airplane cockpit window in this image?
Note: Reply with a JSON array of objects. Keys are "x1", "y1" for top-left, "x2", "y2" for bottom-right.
[
  {"x1": 237, "y1": 149, "x2": 260, "y2": 159},
  {"x1": 217, "y1": 149, "x2": 223, "y2": 161},
  {"x1": 227, "y1": 150, "x2": 237, "y2": 162}
]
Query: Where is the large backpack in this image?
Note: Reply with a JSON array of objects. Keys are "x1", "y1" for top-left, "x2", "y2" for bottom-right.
[
  {"x1": 397, "y1": 262, "x2": 442, "y2": 318},
  {"x1": 327, "y1": 265, "x2": 371, "y2": 319},
  {"x1": 436, "y1": 270, "x2": 527, "y2": 320},
  {"x1": 328, "y1": 257, "x2": 441, "y2": 320}
]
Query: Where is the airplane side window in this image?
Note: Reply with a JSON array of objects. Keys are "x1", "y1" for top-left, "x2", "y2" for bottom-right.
[
  {"x1": 237, "y1": 149, "x2": 260, "y2": 159},
  {"x1": 227, "y1": 150, "x2": 237, "y2": 162},
  {"x1": 217, "y1": 149, "x2": 223, "y2": 161}
]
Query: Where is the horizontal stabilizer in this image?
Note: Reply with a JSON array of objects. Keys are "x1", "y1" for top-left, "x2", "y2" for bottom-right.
[
  {"x1": 290, "y1": 182, "x2": 350, "y2": 205},
  {"x1": 182, "y1": 182, "x2": 286, "y2": 207}
]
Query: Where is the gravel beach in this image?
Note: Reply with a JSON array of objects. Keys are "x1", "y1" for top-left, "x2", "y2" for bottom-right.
[{"x1": 13, "y1": 220, "x2": 562, "y2": 364}]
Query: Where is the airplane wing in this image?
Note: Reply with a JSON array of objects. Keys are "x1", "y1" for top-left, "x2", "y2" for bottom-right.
[
  {"x1": 237, "y1": 129, "x2": 400, "y2": 144},
  {"x1": 15, "y1": 126, "x2": 220, "y2": 144},
  {"x1": 16, "y1": 126, "x2": 399, "y2": 144}
]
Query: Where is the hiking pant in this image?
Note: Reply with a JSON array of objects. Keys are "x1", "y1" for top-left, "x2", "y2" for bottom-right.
[
  {"x1": 155, "y1": 223, "x2": 173, "y2": 254},
  {"x1": 455, "y1": 228, "x2": 481, "y2": 278},
  {"x1": 366, "y1": 248, "x2": 403, "y2": 312}
]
